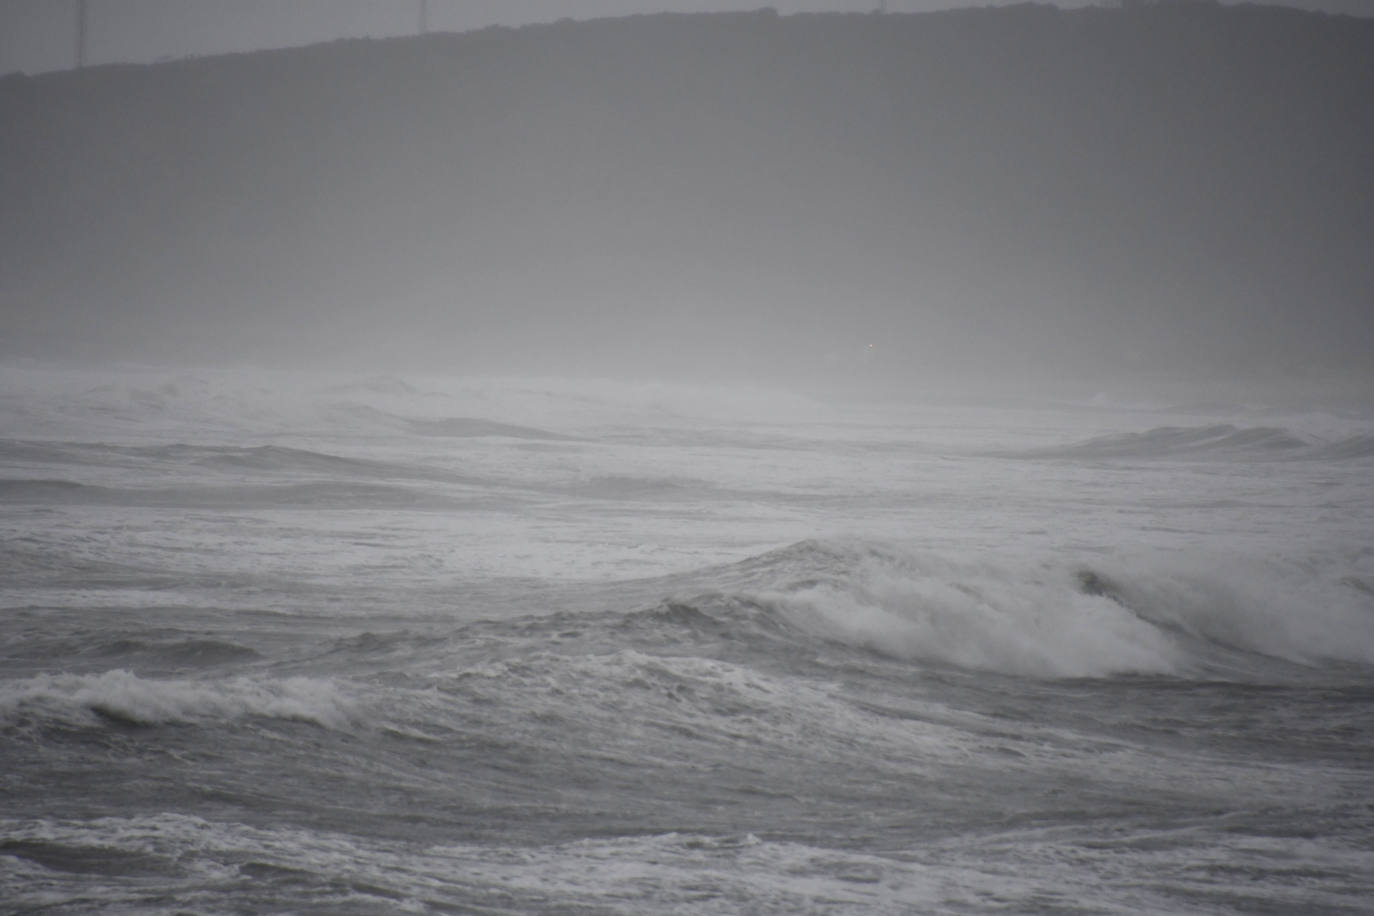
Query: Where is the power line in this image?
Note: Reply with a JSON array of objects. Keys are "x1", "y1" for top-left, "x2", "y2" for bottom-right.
[{"x1": 75, "y1": 0, "x2": 88, "y2": 68}]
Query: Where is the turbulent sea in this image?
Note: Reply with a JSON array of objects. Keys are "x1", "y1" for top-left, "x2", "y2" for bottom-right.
[{"x1": 2, "y1": 362, "x2": 1373, "y2": 915}]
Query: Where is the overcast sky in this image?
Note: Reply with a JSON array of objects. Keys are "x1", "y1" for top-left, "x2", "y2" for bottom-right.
[{"x1": 2, "y1": 0, "x2": 1367, "y2": 76}]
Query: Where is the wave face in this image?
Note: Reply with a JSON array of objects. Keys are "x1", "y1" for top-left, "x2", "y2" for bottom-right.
[
  {"x1": 645, "y1": 540, "x2": 1374, "y2": 679},
  {"x1": 3, "y1": 364, "x2": 1373, "y2": 914}
]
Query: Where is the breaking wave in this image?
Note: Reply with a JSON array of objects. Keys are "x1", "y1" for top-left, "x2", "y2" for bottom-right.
[
  {"x1": 1021, "y1": 424, "x2": 1374, "y2": 461},
  {"x1": 0, "y1": 671, "x2": 357, "y2": 731},
  {"x1": 652, "y1": 540, "x2": 1374, "y2": 679}
]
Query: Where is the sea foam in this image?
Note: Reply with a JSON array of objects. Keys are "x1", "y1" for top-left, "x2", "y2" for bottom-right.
[
  {"x1": 756, "y1": 555, "x2": 1180, "y2": 678},
  {"x1": 725, "y1": 540, "x2": 1374, "y2": 679},
  {"x1": 0, "y1": 670, "x2": 356, "y2": 731}
]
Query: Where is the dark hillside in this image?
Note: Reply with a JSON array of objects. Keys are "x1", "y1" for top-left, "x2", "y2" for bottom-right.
[{"x1": 2, "y1": 5, "x2": 1371, "y2": 392}]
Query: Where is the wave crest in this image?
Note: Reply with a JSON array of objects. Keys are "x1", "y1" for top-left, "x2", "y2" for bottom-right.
[
  {"x1": 751, "y1": 551, "x2": 1179, "y2": 678},
  {"x1": 665, "y1": 540, "x2": 1374, "y2": 679},
  {"x1": 0, "y1": 670, "x2": 356, "y2": 731},
  {"x1": 1022, "y1": 424, "x2": 1374, "y2": 461}
]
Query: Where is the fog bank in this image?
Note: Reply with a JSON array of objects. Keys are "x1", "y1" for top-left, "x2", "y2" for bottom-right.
[{"x1": 3, "y1": 5, "x2": 1371, "y2": 403}]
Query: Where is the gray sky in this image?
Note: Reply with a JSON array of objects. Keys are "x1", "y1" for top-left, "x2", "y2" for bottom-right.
[{"x1": 2, "y1": 0, "x2": 1367, "y2": 76}]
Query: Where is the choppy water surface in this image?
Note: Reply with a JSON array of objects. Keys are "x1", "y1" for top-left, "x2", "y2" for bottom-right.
[{"x1": 2, "y1": 364, "x2": 1373, "y2": 914}]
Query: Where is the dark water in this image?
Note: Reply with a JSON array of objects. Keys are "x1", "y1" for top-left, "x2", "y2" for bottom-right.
[{"x1": 2, "y1": 367, "x2": 1373, "y2": 913}]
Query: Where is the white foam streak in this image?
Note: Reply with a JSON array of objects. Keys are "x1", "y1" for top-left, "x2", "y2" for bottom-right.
[
  {"x1": 761, "y1": 556, "x2": 1181, "y2": 678},
  {"x1": 748, "y1": 543, "x2": 1374, "y2": 678},
  {"x1": 0, "y1": 813, "x2": 1005, "y2": 914},
  {"x1": 0, "y1": 670, "x2": 356, "y2": 730}
]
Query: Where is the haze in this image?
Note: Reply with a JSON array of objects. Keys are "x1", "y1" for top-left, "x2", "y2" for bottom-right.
[
  {"x1": 2, "y1": 0, "x2": 1372, "y2": 405},
  {"x1": 5, "y1": 7, "x2": 1374, "y2": 909},
  {"x1": 4, "y1": 0, "x2": 1371, "y2": 76}
]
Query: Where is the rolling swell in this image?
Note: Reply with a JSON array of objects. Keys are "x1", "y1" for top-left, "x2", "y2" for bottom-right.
[
  {"x1": 0, "y1": 439, "x2": 474, "y2": 484},
  {"x1": 1311, "y1": 432, "x2": 1374, "y2": 461},
  {"x1": 187, "y1": 444, "x2": 447, "y2": 479},
  {"x1": 0, "y1": 477, "x2": 94, "y2": 502},
  {"x1": 0, "y1": 478, "x2": 497, "y2": 510},
  {"x1": 8, "y1": 633, "x2": 259, "y2": 672}
]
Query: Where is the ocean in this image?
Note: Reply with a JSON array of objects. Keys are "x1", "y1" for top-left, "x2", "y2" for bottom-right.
[{"x1": 2, "y1": 362, "x2": 1372, "y2": 914}]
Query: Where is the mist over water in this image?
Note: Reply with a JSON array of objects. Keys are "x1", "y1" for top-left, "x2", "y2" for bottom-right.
[
  {"x1": 4, "y1": 3, "x2": 1374, "y2": 912},
  {"x1": 2, "y1": 362, "x2": 1372, "y2": 912}
]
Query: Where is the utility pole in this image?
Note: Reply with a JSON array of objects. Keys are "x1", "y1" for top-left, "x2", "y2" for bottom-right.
[
  {"x1": 75, "y1": 0, "x2": 88, "y2": 68},
  {"x1": 419, "y1": 0, "x2": 429, "y2": 35}
]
